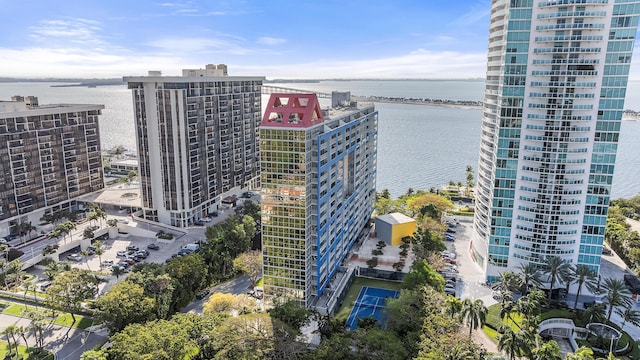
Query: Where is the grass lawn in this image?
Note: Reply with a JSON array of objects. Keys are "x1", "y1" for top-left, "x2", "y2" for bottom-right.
[
  {"x1": 3, "y1": 304, "x2": 95, "y2": 329},
  {"x1": 54, "y1": 313, "x2": 95, "y2": 329},
  {"x1": 333, "y1": 277, "x2": 403, "y2": 322},
  {"x1": 0, "y1": 341, "x2": 53, "y2": 360},
  {"x1": 484, "y1": 303, "x2": 524, "y2": 333}
]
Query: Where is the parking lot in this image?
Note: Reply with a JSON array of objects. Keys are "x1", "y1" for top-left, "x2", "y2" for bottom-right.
[{"x1": 442, "y1": 216, "x2": 495, "y2": 305}]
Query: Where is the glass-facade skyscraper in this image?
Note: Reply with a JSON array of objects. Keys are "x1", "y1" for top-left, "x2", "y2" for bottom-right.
[
  {"x1": 473, "y1": 0, "x2": 640, "y2": 282},
  {"x1": 260, "y1": 93, "x2": 377, "y2": 311}
]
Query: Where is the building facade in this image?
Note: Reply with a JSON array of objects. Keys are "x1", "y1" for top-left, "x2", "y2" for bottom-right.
[
  {"x1": 0, "y1": 96, "x2": 104, "y2": 237},
  {"x1": 261, "y1": 93, "x2": 377, "y2": 310},
  {"x1": 124, "y1": 65, "x2": 264, "y2": 227},
  {"x1": 473, "y1": 0, "x2": 640, "y2": 282}
]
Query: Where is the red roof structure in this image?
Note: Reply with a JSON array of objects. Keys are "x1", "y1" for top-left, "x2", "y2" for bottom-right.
[{"x1": 261, "y1": 93, "x2": 324, "y2": 128}]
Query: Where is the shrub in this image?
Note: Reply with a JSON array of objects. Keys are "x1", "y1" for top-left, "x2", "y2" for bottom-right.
[
  {"x1": 392, "y1": 261, "x2": 405, "y2": 272},
  {"x1": 372, "y1": 249, "x2": 383, "y2": 256},
  {"x1": 366, "y1": 257, "x2": 378, "y2": 268},
  {"x1": 7, "y1": 248, "x2": 24, "y2": 261}
]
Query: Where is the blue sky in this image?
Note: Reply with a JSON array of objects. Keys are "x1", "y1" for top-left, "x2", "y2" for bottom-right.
[
  {"x1": 0, "y1": 0, "x2": 494, "y2": 78},
  {"x1": 0, "y1": 0, "x2": 637, "y2": 79}
]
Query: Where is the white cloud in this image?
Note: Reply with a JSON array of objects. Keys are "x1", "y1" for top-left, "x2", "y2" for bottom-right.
[
  {"x1": 29, "y1": 18, "x2": 105, "y2": 46},
  {"x1": 146, "y1": 37, "x2": 251, "y2": 55},
  {"x1": 452, "y1": 1, "x2": 491, "y2": 27},
  {"x1": 238, "y1": 49, "x2": 488, "y2": 79},
  {"x1": 257, "y1": 37, "x2": 286, "y2": 46}
]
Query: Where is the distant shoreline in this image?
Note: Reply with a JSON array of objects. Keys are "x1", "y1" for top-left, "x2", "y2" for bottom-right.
[{"x1": 354, "y1": 96, "x2": 482, "y2": 110}]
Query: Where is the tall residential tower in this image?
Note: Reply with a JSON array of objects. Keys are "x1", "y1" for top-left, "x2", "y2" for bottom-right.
[
  {"x1": 473, "y1": 0, "x2": 640, "y2": 281},
  {"x1": 0, "y1": 96, "x2": 104, "y2": 238},
  {"x1": 125, "y1": 65, "x2": 264, "y2": 227},
  {"x1": 260, "y1": 93, "x2": 377, "y2": 312}
]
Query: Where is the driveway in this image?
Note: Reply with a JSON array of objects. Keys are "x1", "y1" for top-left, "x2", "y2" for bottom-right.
[{"x1": 445, "y1": 216, "x2": 496, "y2": 305}]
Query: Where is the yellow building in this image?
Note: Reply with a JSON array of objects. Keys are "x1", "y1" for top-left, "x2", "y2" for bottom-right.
[{"x1": 375, "y1": 213, "x2": 417, "y2": 246}]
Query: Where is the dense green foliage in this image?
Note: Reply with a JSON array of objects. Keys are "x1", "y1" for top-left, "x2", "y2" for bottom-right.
[{"x1": 605, "y1": 198, "x2": 640, "y2": 273}]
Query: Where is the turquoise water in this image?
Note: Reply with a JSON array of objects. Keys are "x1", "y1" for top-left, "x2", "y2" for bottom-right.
[{"x1": 0, "y1": 80, "x2": 638, "y2": 198}]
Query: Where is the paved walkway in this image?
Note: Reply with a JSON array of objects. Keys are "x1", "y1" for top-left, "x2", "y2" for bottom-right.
[{"x1": 0, "y1": 310, "x2": 107, "y2": 360}]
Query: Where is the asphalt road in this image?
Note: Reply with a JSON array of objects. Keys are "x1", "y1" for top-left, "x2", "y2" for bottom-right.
[{"x1": 180, "y1": 275, "x2": 253, "y2": 314}]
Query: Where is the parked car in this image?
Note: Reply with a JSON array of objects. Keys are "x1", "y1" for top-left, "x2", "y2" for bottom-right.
[
  {"x1": 126, "y1": 245, "x2": 139, "y2": 252},
  {"x1": 196, "y1": 289, "x2": 210, "y2": 300},
  {"x1": 101, "y1": 260, "x2": 114, "y2": 267},
  {"x1": 87, "y1": 246, "x2": 97, "y2": 255},
  {"x1": 116, "y1": 250, "x2": 128, "y2": 257},
  {"x1": 446, "y1": 228, "x2": 456, "y2": 234},
  {"x1": 122, "y1": 258, "x2": 136, "y2": 265},
  {"x1": 97, "y1": 233, "x2": 109, "y2": 240},
  {"x1": 178, "y1": 249, "x2": 193, "y2": 256},
  {"x1": 116, "y1": 219, "x2": 129, "y2": 224},
  {"x1": 40, "y1": 282, "x2": 52, "y2": 291},
  {"x1": 602, "y1": 246, "x2": 612, "y2": 255},
  {"x1": 445, "y1": 235, "x2": 456, "y2": 242},
  {"x1": 147, "y1": 243, "x2": 160, "y2": 250},
  {"x1": 67, "y1": 253, "x2": 82, "y2": 262},
  {"x1": 135, "y1": 250, "x2": 149, "y2": 259},
  {"x1": 443, "y1": 257, "x2": 457, "y2": 265},
  {"x1": 193, "y1": 220, "x2": 204, "y2": 226},
  {"x1": 202, "y1": 217, "x2": 211, "y2": 222},
  {"x1": 88, "y1": 225, "x2": 99, "y2": 231},
  {"x1": 441, "y1": 251, "x2": 457, "y2": 259},
  {"x1": 112, "y1": 264, "x2": 129, "y2": 273},
  {"x1": 445, "y1": 287, "x2": 456, "y2": 296},
  {"x1": 209, "y1": 211, "x2": 219, "y2": 217}
]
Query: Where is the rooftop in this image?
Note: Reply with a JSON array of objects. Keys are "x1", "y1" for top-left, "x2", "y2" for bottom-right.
[{"x1": 376, "y1": 212, "x2": 416, "y2": 225}]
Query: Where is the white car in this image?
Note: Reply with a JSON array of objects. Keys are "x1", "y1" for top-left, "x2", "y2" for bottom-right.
[
  {"x1": 67, "y1": 253, "x2": 82, "y2": 262},
  {"x1": 116, "y1": 250, "x2": 128, "y2": 257}
]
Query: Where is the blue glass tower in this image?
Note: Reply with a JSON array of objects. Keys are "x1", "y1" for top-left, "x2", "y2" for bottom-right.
[{"x1": 473, "y1": 0, "x2": 640, "y2": 282}]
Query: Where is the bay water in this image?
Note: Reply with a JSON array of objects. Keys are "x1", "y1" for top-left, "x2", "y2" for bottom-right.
[{"x1": 0, "y1": 80, "x2": 638, "y2": 199}]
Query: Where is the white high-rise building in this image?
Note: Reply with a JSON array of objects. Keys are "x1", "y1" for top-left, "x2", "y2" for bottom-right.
[
  {"x1": 473, "y1": 0, "x2": 640, "y2": 282},
  {"x1": 124, "y1": 65, "x2": 264, "y2": 227}
]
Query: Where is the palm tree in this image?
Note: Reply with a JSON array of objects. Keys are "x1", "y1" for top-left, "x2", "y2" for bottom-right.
[
  {"x1": 534, "y1": 340, "x2": 562, "y2": 360},
  {"x1": 498, "y1": 327, "x2": 527, "y2": 360},
  {"x1": 584, "y1": 303, "x2": 607, "y2": 323},
  {"x1": 497, "y1": 271, "x2": 523, "y2": 294},
  {"x1": 0, "y1": 257, "x2": 8, "y2": 290},
  {"x1": 16, "y1": 325, "x2": 28, "y2": 350},
  {"x1": 80, "y1": 250, "x2": 91, "y2": 271},
  {"x1": 2, "y1": 324, "x2": 18, "y2": 355},
  {"x1": 543, "y1": 256, "x2": 573, "y2": 303},
  {"x1": 111, "y1": 266, "x2": 124, "y2": 280},
  {"x1": 500, "y1": 297, "x2": 516, "y2": 325},
  {"x1": 572, "y1": 264, "x2": 598, "y2": 309},
  {"x1": 9, "y1": 259, "x2": 24, "y2": 291},
  {"x1": 601, "y1": 278, "x2": 632, "y2": 321},
  {"x1": 518, "y1": 263, "x2": 542, "y2": 295},
  {"x1": 444, "y1": 295, "x2": 462, "y2": 318},
  {"x1": 614, "y1": 305, "x2": 640, "y2": 329},
  {"x1": 460, "y1": 298, "x2": 487, "y2": 337},
  {"x1": 565, "y1": 346, "x2": 594, "y2": 360},
  {"x1": 94, "y1": 240, "x2": 105, "y2": 267}
]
